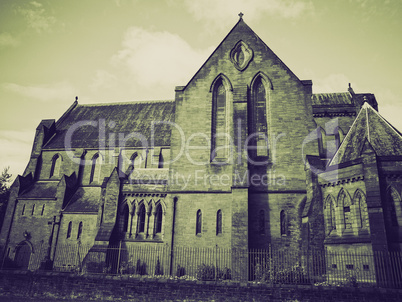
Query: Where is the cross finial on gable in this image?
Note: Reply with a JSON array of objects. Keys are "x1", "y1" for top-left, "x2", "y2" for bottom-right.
[{"x1": 238, "y1": 12, "x2": 244, "y2": 19}]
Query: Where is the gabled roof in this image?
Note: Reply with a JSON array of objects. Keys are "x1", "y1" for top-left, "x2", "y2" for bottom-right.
[
  {"x1": 19, "y1": 181, "x2": 58, "y2": 199},
  {"x1": 63, "y1": 187, "x2": 101, "y2": 213},
  {"x1": 44, "y1": 100, "x2": 175, "y2": 149},
  {"x1": 329, "y1": 102, "x2": 402, "y2": 166},
  {"x1": 183, "y1": 17, "x2": 303, "y2": 90}
]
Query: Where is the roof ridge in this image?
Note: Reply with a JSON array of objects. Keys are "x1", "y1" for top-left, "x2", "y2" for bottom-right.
[
  {"x1": 329, "y1": 102, "x2": 402, "y2": 166},
  {"x1": 79, "y1": 99, "x2": 175, "y2": 107},
  {"x1": 328, "y1": 103, "x2": 367, "y2": 166},
  {"x1": 364, "y1": 101, "x2": 402, "y2": 139},
  {"x1": 55, "y1": 100, "x2": 78, "y2": 127},
  {"x1": 313, "y1": 92, "x2": 349, "y2": 95}
]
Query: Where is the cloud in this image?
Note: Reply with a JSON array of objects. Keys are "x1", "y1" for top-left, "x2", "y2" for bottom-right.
[
  {"x1": 311, "y1": 73, "x2": 402, "y2": 132},
  {"x1": 111, "y1": 27, "x2": 213, "y2": 91},
  {"x1": 0, "y1": 129, "x2": 34, "y2": 179},
  {"x1": 2, "y1": 81, "x2": 77, "y2": 102},
  {"x1": 17, "y1": 1, "x2": 57, "y2": 33},
  {"x1": 378, "y1": 104, "x2": 402, "y2": 133},
  {"x1": 0, "y1": 32, "x2": 20, "y2": 48},
  {"x1": 311, "y1": 73, "x2": 354, "y2": 93},
  {"x1": 184, "y1": 0, "x2": 314, "y2": 29},
  {"x1": 90, "y1": 70, "x2": 118, "y2": 91}
]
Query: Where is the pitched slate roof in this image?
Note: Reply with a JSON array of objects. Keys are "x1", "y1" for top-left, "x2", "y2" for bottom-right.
[
  {"x1": 312, "y1": 92, "x2": 378, "y2": 110},
  {"x1": 63, "y1": 187, "x2": 101, "y2": 213},
  {"x1": 329, "y1": 102, "x2": 402, "y2": 166},
  {"x1": 19, "y1": 181, "x2": 58, "y2": 199},
  {"x1": 44, "y1": 100, "x2": 175, "y2": 149},
  {"x1": 312, "y1": 93, "x2": 352, "y2": 106}
]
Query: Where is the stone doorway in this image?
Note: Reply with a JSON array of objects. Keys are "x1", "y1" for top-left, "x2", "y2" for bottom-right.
[{"x1": 14, "y1": 242, "x2": 31, "y2": 269}]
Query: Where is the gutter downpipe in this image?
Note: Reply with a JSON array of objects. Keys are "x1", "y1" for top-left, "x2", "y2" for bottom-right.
[{"x1": 169, "y1": 197, "x2": 177, "y2": 276}]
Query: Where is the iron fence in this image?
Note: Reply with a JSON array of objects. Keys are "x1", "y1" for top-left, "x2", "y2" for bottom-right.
[{"x1": 2, "y1": 244, "x2": 402, "y2": 289}]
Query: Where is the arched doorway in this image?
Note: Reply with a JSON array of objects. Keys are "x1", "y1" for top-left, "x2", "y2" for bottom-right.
[{"x1": 15, "y1": 242, "x2": 31, "y2": 269}]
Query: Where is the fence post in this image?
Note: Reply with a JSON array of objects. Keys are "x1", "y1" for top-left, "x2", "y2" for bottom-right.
[
  {"x1": 215, "y1": 245, "x2": 218, "y2": 281},
  {"x1": 116, "y1": 241, "x2": 122, "y2": 274}
]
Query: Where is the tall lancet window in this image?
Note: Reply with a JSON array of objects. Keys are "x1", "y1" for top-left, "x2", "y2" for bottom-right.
[
  {"x1": 196, "y1": 210, "x2": 202, "y2": 235},
  {"x1": 211, "y1": 80, "x2": 227, "y2": 161},
  {"x1": 253, "y1": 78, "x2": 268, "y2": 157},
  {"x1": 154, "y1": 204, "x2": 163, "y2": 234},
  {"x1": 137, "y1": 204, "x2": 146, "y2": 233}
]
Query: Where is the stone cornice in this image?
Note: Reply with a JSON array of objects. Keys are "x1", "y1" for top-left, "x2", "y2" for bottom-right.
[
  {"x1": 122, "y1": 192, "x2": 167, "y2": 198},
  {"x1": 313, "y1": 112, "x2": 356, "y2": 118},
  {"x1": 319, "y1": 175, "x2": 364, "y2": 188}
]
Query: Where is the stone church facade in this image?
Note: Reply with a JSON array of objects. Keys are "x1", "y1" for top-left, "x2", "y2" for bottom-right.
[{"x1": 1, "y1": 17, "x2": 402, "y2": 277}]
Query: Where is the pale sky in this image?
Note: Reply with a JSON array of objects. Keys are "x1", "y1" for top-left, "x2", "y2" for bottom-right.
[{"x1": 0, "y1": 0, "x2": 401, "y2": 179}]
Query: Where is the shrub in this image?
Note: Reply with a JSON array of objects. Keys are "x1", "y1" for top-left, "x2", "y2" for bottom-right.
[
  {"x1": 196, "y1": 264, "x2": 215, "y2": 280},
  {"x1": 136, "y1": 259, "x2": 147, "y2": 275},
  {"x1": 154, "y1": 257, "x2": 163, "y2": 276},
  {"x1": 217, "y1": 266, "x2": 232, "y2": 280},
  {"x1": 196, "y1": 264, "x2": 232, "y2": 281},
  {"x1": 254, "y1": 261, "x2": 310, "y2": 284},
  {"x1": 176, "y1": 264, "x2": 186, "y2": 277}
]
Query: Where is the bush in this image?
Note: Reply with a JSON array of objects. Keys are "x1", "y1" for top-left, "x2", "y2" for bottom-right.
[
  {"x1": 196, "y1": 264, "x2": 232, "y2": 281},
  {"x1": 136, "y1": 259, "x2": 147, "y2": 275},
  {"x1": 176, "y1": 264, "x2": 186, "y2": 277},
  {"x1": 273, "y1": 264, "x2": 310, "y2": 284},
  {"x1": 197, "y1": 264, "x2": 215, "y2": 280},
  {"x1": 217, "y1": 266, "x2": 232, "y2": 280},
  {"x1": 254, "y1": 261, "x2": 310, "y2": 284},
  {"x1": 154, "y1": 257, "x2": 163, "y2": 276},
  {"x1": 84, "y1": 261, "x2": 105, "y2": 273}
]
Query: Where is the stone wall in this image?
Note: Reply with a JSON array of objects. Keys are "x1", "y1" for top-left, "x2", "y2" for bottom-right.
[{"x1": 0, "y1": 271, "x2": 401, "y2": 302}]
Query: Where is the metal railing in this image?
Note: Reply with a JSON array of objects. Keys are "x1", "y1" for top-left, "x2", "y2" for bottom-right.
[{"x1": 3, "y1": 244, "x2": 402, "y2": 288}]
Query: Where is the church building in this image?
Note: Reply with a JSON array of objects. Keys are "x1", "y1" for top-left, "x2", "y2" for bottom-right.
[{"x1": 1, "y1": 15, "x2": 402, "y2": 279}]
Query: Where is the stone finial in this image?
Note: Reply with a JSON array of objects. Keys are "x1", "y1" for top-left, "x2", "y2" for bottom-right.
[
  {"x1": 348, "y1": 83, "x2": 355, "y2": 95},
  {"x1": 238, "y1": 12, "x2": 244, "y2": 19}
]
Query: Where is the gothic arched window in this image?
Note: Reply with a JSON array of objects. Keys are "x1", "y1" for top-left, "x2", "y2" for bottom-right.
[
  {"x1": 211, "y1": 79, "x2": 228, "y2": 161},
  {"x1": 67, "y1": 221, "x2": 72, "y2": 239},
  {"x1": 77, "y1": 221, "x2": 83, "y2": 240},
  {"x1": 137, "y1": 204, "x2": 146, "y2": 233},
  {"x1": 50, "y1": 154, "x2": 62, "y2": 178},
  {"x1": 216, "y1": 209, "x2": 222, "y2": 235},
  {"x1": 330, "y1": 199, "x2": 336, "y2": 231},
  {"x1": 324, "y1": 195, "x2": 336, "y2": 234},
  {"x1": 353, "y1": 190, "x2": 368, "y2": 229},
  {"x1": 155, "y1": 204, "x2": 163, "y2": 234},
  {"x1": 120, "y1": 204, "x2": 129, "y2": 233},
  {"x1": 253, "y1": 77, "x2": 268, "y2": 157},
  {"x1": 196, "y1": 210, "x2": 202, "y2": 235},
  {"x1": 387, "y1": 187, "x2": 402, "y2": 227},
  {"x1": 280, "y1": 210, "x2": 287, "y2": 236},
  {"x1": 339, "y1": 190, "x2": 352, "y2": 229}
]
